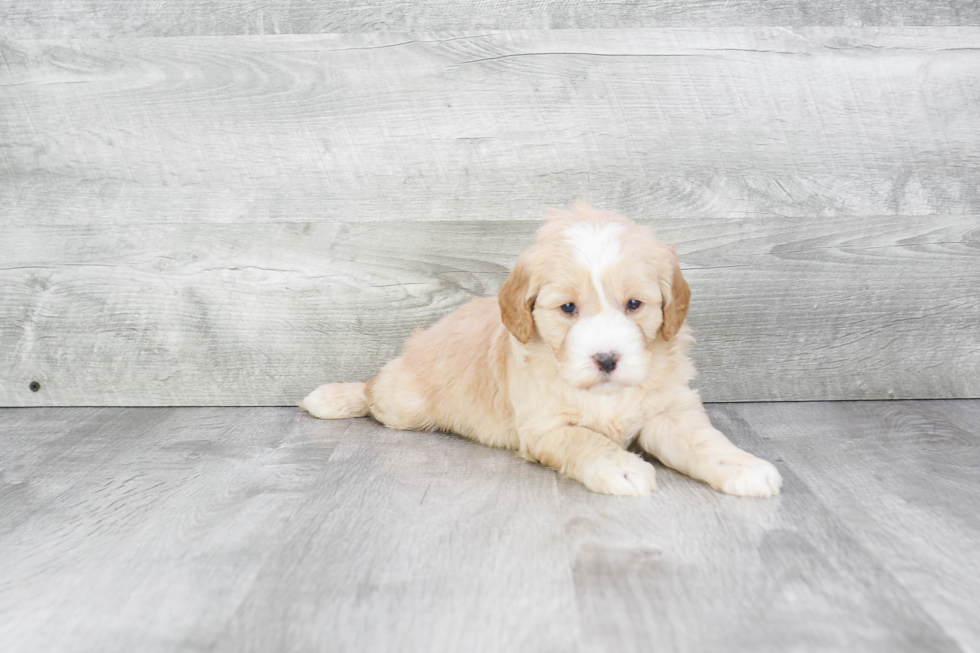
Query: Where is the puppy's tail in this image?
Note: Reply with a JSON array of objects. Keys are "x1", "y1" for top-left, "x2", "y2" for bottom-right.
[{"x1": 299, "y1": 382, "x2": 370, "y2": 419}]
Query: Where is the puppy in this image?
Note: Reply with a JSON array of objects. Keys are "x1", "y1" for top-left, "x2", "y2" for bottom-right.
[{"x1": 301, "y1": 203, "x2": 781, "y2": 497}]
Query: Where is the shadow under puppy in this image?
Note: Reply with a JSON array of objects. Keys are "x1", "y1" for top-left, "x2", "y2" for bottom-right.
[{"x1": 301, "y1": 203, "x2": 781, "y2": 497}]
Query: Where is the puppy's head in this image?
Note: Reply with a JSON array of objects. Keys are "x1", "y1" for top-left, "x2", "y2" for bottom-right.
[{"x1": 499, "y1": 202, "x2": 689, "y2": 391}]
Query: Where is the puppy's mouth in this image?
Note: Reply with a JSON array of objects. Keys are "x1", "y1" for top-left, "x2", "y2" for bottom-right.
[
  {"x1": 582, "y1": 372, "x2": 631, "y2": 392},
  {"x1": 557, "y1": 354, "x2": 643, "y2": 391},
  {"x1": 588, "y1": 377, "x2": 624, "y2": 394},
  {"x1": 564, "y1": 373, "x2": 613, "y2": 392}
]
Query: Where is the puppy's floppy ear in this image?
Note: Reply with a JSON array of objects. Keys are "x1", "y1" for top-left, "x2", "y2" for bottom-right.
[
  {"x1": 660, "y1": 249, "x2": 690, "y2": 341},
  {"x1": 498, "y1": 258, "x2": 536, "y2": 344}
]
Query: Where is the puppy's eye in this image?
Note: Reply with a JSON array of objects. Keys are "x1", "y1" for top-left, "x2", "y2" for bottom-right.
[
  {"x1": 560, "y1": 303, "x2": 578, "y2": 315},
  {"x1": 626, "y1": 299, "x2": 642, "y2": 311}
]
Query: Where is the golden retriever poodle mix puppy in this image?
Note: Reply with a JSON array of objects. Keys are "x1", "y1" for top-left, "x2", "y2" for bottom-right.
[{"x1": 301, "y1": 203, "x2": 781, "y2": 497}]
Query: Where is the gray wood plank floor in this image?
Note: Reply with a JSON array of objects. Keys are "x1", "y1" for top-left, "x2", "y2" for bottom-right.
[{"x1": 1, "y1": 401, "x2": 977, "y2": 652}]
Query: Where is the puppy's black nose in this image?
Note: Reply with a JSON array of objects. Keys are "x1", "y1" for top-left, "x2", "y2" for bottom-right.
[{"x1": 593, "y1": 352, "x2": 618, "y2": 373}]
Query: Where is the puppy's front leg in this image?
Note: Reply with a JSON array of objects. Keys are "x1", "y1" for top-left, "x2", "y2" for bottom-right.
[
  {"x1": 520, "y1": 425, "x2": 657, "y2": 496},
  {"x1": 638, "y1": 391, "x2": 782, "y2": 497}
]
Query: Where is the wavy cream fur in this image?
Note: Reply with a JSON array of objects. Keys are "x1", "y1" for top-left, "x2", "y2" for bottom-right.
[{"x1": 301, "y1": 203, "x2": 781, "y2": 497}]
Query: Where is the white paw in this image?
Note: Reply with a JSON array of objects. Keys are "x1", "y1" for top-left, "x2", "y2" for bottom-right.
[
  {"x1": 582, "y1": 452, "x2": 657, "y2": 496},
  {"x1": 709, "y1": 455, "x2": 782, "y2": 497}
]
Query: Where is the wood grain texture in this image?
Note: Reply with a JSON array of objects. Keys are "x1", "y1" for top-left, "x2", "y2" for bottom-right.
[
  {"x1": 2, "y1": 29, "x2": 980, "y2": 226},
  {"x1": 2, "y1": 1, "x2": 980, "y2": 38},
  {"x1": 211, "y1": 417, "x2": 578, "y2": 653},
  {"x1": 3, "y1": 28, "x2": 980, "y2": 405},
  {"x1": 566, "y1": 404, "x2": 963, "y2": 653},
  {"x1": 0, "y1": 401, "x2": 977, "y2": 651},
  {"x1": 726, "y1": 400, "x2": 980, "y2": 653},
  {"x1": 0, "y1": 407, "x2": 345, "y2": 652},
  {"x1": 2, "y1": 215, "x2": 978, "y2": 406}
]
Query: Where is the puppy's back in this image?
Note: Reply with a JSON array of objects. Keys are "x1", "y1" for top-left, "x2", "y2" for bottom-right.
[{"x1": 399, "y1": 297, "x2": 519, "y2": 449}]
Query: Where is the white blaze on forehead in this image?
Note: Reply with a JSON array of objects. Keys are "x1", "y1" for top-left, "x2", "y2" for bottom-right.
[{"x1": 563, "y1": 222, "x2": 625, "y2": 308}]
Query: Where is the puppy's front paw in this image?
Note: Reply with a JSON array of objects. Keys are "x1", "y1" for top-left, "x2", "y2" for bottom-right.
[
  {"x1": 707, "y1": 455, "x2": 782, "y2": 497},
  {"x1": 582, "y1": 452, "x2": 657, "y2": 496}
]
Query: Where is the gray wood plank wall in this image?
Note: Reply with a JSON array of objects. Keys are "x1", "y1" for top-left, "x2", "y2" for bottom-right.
[
  {"x1": 3, "y1": 2, "x2": 980, "y2": 37},
  {"x1": 2, "y1": 17, "x2": 979, "y2": 405}
]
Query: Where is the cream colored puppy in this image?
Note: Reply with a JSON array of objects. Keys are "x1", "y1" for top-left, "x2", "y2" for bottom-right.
[{"x1": 301, "y1": 203, "x2": 781, "y2": 497}]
